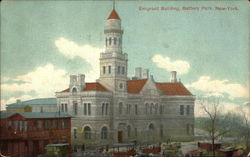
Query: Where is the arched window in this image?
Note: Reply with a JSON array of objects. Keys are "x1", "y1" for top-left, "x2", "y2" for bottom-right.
[
  {"x1": 149, "y1": 123, "x2": 154, "y2": 131},
  {"x1": 127, "y1": 125, "x2": 131, "y2": 137},
  {"x1": 101, "y1": 127, "x2": 108, "y2": 139},
  {"x1": 114, "y1": 37, "x2": 117, "y2": 45},
  {"x1": 159, "y1": 105, "x2": 163, "y2": 114},
  {"x1": 145, "y1": 103, "x2": 148, "y2": 114},
  {"x1": 72, "y1": 87, "x2": 77, "y2": 93},
  {"x1": 84, "y1": 126, "x2": 91, "y2": 140},
  {"x1": 119, "y1": 102, "x2": 123, "y2": 114}
]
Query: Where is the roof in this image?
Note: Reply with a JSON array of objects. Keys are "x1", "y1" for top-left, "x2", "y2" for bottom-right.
[
  {"x1": 61, "y1": 82, "x2": 108, "y2": 93},
  {"x1": 107, "y1": 9, "x2": 120, "y2": 20},
  {"x1": 0, "y1": 111, "x2": 71, "y2": 119},
  {"x1": 156, "y1": 82, "x2": 193, "y2": 96},
  {"x1": 7, "y1": 98, "x2": 57, "y2": 108},
  {"x1": 127, "y1": 79, "x2": 148, "y2": 94}
]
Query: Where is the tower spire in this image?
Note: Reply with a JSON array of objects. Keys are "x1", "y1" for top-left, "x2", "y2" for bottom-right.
[{"x1": 113, "y1": 0, "x2": 115, "y2": 10}]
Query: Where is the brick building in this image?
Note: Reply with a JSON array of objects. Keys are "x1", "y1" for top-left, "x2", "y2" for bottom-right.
[{"x1": 0, "y1": 111, "x2": 71, "y2": 157}]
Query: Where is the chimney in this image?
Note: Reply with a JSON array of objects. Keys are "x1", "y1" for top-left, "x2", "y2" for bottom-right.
[
  {"x1": 135, "y1": 67, "x2": 142, "y2": 79},
  {"x1": 142, "y1": 69, "x2": 149, "y2": 79},
  {"x1": 170, "y1": 71, "x2": 177, "y2": 83},
  {"x1": 69, "y1": 75, "x2": 77, "y2": 88},
  {"x1": 77, "y1": 74, "x2": 86, "y2": 91}
]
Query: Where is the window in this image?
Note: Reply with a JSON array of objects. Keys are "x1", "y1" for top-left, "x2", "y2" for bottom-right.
[
  {"x1": 101, "y1": 127, "x2": 108, "y2": 139},
  {"x1": 155, "y1": 104, "x2": 158, "y2": 114},
  {"x1": 134, "y1": 128, "x2": 137, "y2": 137},
  {"x1": 14, "y1": 120, "x2": 18, "y2": 130},
  {"x1": 53, "y1": 120, "x2": 58, "y2": 129},
  {"x1": 62, "y1": 120, "x2": 67, "y2": 129},
  {"x1": 128, "y1": 104, "x2": 131, "y2": 114},
  {"x1": 109, "y1": 37, "x2": 112, "y2": 45},
  {"x1": 65, "y1": 104, "x2": 68, "y2": 112},
  {"x1": 118, "y1": 66, "x2": 120, "y2": 74},
  {"x1": 73, "y1": 102, "x2": 78, "y2": 115},
  {"x1": 7, "y1": 120, "x2": 12, "y2": 129},
  {"x1": 45, "y1": 120, "x2": 50, "y2": 129},
  {"x1": 72, "y1": 87, "x2": 77, "y2": 93},
  {"x1": 105, "y1": 103, "x2": 108, "y2": 115},
  {"x1": 84, "y1": 126, "x2": 91, "y2": 140},
  {"x1": 40, "y1": 106, "x2": 43, "y2": 112},
  {"x1": 53, "y1": 138, "x2": 58, "y2": 144},
  {"x1": 103, "y1": 66, "x2": 106, "y2": 74},
  {"x1": 127, "y1": 125, "x2": 131, "y2": 138},
  {"x1": 84, "y1": 103, "x2": 87, "y2": 115},
  {"x1": 186, "y1": 124, "x2": 190, "y2": 135},
  {"x1": 108, "y1": 65, "x2": 111, "y2": 74},
  {"x1": 160, "y1": 105, "x2": 163, "y2": 114},
  {"x1": 34, "y1": 120, "x2": 39, "y2": 129},
  {"x1": 74, "y1": 128, "x2": 77, "y2": 139},
  {"x1": 19, "y1": 121, "x2": 23, "y2": 131},
  {"x1": 119, "y1": 102, "x2": 123, "y2": 114},
  {"x1": 105, "y1": 38, "x2": 108, "y2": 46},
  {"x1": 150, "y1": 103, "x2": 153, "y2": 114},
  {"x1": 145, "y1": 103, "x2": 148, "y2": 114},
  {"x1": 24, "y1": 121, "x2": 27, "y2": 131},
  {"x1": 61, "y1": 104, "x2": 64, "y2": 112},
  {"x1": 114, "y1": 37, "x2": 117, "y2": 45},
  {"x1": 88, "y1": 103, "x2": 91, "y2": 115},
  {"x1": 186, "y1": 105, "x2": 190, "y2": 115},
  {"x1": 149, "y1": 123, "x2": 154, "y2": 131},
  {"x1": 135, "y1": 104, "x2": 138, "y2": 115},
  {"x1": 180, "y1": 105, "x2": 184, "y2": 115},
  {"x1": 122, "y1": 67, "x2": 125, "y2": 75},
  {"x1": 160, "y1": 125, "x2": 163, "y2": 138},
  {"x1": 102, "y1": 103, "x2": 105, "y2": 115},
  {"x1": 119, "y1": 83, "x2": 123, "y2": 89},
  {"x1": 62, "y1": 136, "x2": 67, "y2": 143}
]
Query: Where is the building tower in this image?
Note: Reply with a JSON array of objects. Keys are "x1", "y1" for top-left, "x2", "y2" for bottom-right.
[{"x1": 99, "y1": 9, "x2": 128, "y2": 93}]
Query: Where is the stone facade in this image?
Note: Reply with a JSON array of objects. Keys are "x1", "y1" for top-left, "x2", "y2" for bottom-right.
[{"x1": 56, "y1": 9, "x2": 195, "y2": 150}]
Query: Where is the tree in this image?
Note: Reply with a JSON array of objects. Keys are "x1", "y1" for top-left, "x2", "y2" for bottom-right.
[
  {"x1": 198, "y1": 97, "x2": 231, "y2": 157},
  {"x1": 240, "y1": 105, "x2": 250, "y2": 152}
]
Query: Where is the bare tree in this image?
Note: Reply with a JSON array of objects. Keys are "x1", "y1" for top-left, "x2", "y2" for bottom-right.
[{"x1": 199, "y1": 97, "x2": 230, "y2": 157}]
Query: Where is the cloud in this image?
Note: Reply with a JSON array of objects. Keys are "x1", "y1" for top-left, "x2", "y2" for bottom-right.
[
  {"x1": 55, "y1": 37, "x2": 103, "y2": 82},
  {"x1": 152, "y1": 55, "x2": 190, "y2": 75},
  {"x1": 1, "y1": 64, "x2": 69, "y2": 109},
  {"x1": 187, "y1": 76, "x2": 249, "y2": 99}
]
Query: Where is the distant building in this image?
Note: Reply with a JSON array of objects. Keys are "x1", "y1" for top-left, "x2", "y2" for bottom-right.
[
  {"x1": 56, "y1": 8, "x2": 195, "y2": 150},
  {"x1": 0, "y1": 111, "x2": 71, "y2": 157},
  {"x1": 6, "y1": 98, "x2": 57, "y2": 113}
]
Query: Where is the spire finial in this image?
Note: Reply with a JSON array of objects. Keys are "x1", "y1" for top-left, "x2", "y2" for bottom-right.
[{"x1": 113, "y1": 0, "x2": 115, "y2": 10}]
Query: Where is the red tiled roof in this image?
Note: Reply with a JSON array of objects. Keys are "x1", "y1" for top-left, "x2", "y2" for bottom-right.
[
  {"x1": 127, "y1": 79, "x2": 148, "y2": 94},
  {"x1": 107, "y1": 9, "x2": 120, "y2": 20},
  {"x1": 60, "y1": 83, "x2": 108, "y2": 92},
  {"x1": 83, "y1": 83, "x2": 108, "y2": 91},
  {"x1": 155, "y1": 82, "x2": 193, "y2": 96}
]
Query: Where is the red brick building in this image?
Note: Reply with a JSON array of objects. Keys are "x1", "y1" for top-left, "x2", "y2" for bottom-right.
[{"x1": 0, "y1": 111, "x2": 71, "y2": 157}]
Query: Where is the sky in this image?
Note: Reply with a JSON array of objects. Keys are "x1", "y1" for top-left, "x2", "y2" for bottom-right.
[{"x1": 1, "y1": 0, "x2": 249, "y2": 116}]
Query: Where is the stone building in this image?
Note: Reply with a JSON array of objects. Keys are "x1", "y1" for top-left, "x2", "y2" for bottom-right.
[
  {"x1": 56, "y1": 9, "x2": 195, "y2": 150},
  {"x1": 6, "y1": 98, "x2": 57, "y2": 113}
]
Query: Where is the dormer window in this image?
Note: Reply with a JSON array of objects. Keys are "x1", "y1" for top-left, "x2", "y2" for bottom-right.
[{"x1": 72, "y1": 87, "x2": 77, "y2": 93}]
